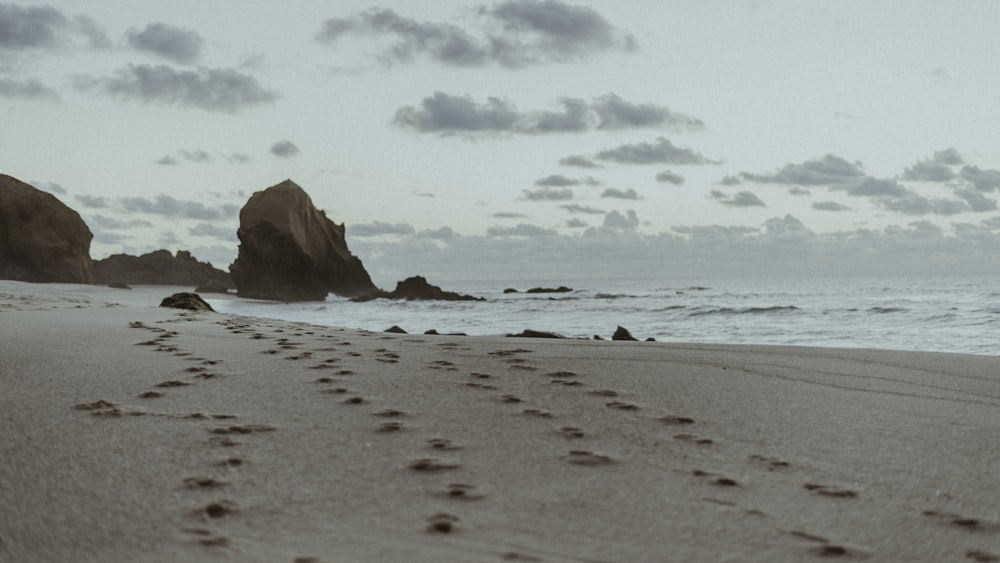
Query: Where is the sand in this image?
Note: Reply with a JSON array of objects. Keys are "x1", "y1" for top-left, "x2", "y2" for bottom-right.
[{"x1": 1, "y1": 281, "x2": 998, "y2": 563}]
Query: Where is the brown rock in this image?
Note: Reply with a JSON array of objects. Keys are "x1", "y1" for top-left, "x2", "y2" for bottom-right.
[
  {"x1": 354, "y1": 276, "x2": 483, "y2": 302},
  {"x1": 0, "y1": 174, "x2": 93, "y2": 283},
  {"x1": 93, "y1": 249, "x2": 232, "y2": 288},
  {"x1": 160, "y1": 292, "x2": 215, "y2": 312},
  {"x1": 229, "y1": 180, "x2": 377, "y2": 301}
]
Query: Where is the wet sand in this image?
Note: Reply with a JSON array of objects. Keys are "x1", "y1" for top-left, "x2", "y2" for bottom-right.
[{"x1": 1, "y1": 281, "x2": 998, "y2": 562}]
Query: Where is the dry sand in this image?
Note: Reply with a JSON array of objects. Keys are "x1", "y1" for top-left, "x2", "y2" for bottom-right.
[{"x1": 1, "y1": 281, "x2": 998, "y2": 562}]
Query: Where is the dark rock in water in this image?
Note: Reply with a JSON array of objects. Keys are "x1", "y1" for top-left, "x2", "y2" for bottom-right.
[
  {"x1": 525, "y1": 286, "x2": 573, "y2": 294},
  {"x1": 503, "y1": 288, "x2": 519, "y2": 294},
  {"x1": 506, "y1": 329, "x2": 565, "y2": 339},
  {"x1": 612, "y1": 326, "x2": 638, "y2": 341},
  {"x1": 593, "y1": 335, "x2": 604, "y2": 340},
  {"x1": 160, "y1": 292, "x2": 214, "y2": 312},
  {"x1": 108, "y1": 282, "x2": 132, "y2": 290},
  {"x1": 645, "y1": 337, "x2": 657, "y2": 342},
  {"x1": 384, "y1": 325, "x2": 407, "y2": 334},
  {"x1": 354, "y1": 276, "x2": 483, "y2": 302},
  {"x1": 93, "y1": 249, "x2": 232, "y2": 288},
  {"x1": 0, "y1": 174, "x2": 94, "y2": 283},
  {"x1": 230, "y1": 180, "x2": 378, "y2": 301},
  {"x1": 424, "y1": 329, "x2": 440, "y2": 335}
]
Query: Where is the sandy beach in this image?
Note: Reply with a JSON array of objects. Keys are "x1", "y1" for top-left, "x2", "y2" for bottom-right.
[{"x1": 1, "y1": 281, "x2": 998, "y2": 562}]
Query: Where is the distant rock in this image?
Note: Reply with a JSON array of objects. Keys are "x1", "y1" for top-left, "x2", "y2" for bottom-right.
[
  {"x1": 159, "y1": 292, "x2": 215, "y2": 312},
  {"x1": 384, "y1": 325, "x2": 407, "y2": 334},
  {"x1": 503, "y1": 288, "x2": 519, "y2": 294},
  {"x1": 525, "y1": 286, "x2": 573, "y2": 294},
  {"x1": 506, "y1": 329, "x2": 565, "y2": 339},
  {"x1": 230, "y1": 180, "x2": 378, "y2": 301},
  {"x1": 612, "y1": 326, "x2": 638, "y2": 341},
  {"x1": 93, "y1": 250, "x2": 232, "y2": 288},
  {"x1": 0, "y1": 174, "x2": 93, "y2": 283},
  {"x1": 354, "y1": 276, "x2": 483, "y2": 302}
]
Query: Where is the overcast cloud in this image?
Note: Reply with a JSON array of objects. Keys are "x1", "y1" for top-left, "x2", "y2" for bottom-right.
[
  {"x1": 0, "y1": 4, "x2": 109, "y2": 53},
  {"x1": 393, "y1": 92, "x2": 699, "y2": 137},
  {"x1": 270, "y1": 140, "x2": 300, "y2": 158},
  {"x1": 0, "y1": 77, "x2": 57, "y2": 100},
  {"x1": 316, "y1": 1, "x2": 635, "y2": 69},
  {"x1": 710, "y1": 190, "x2": 766, "y2": 207},
  {"x1": 76, "y1": 64, "x2": 278, "y2": 113},
  {"x1": 522, "y1": 186, "x2": 574, "y2": 201},
  {"x1": 126, "y1": 23, "x2": 204, "y2": 65},
  {"x1": 594, "y1": 137, "x2": 719, "y2": 165}
]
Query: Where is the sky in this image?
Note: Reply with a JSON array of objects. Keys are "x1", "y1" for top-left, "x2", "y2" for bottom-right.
[{"x1": 2, "y1": 1, "x2": 1000, "y2": 286}]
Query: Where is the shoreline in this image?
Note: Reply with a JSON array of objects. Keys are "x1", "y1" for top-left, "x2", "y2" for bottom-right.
[{"x1": 1, "y1": 281, "x2": 999, "y2": 562}]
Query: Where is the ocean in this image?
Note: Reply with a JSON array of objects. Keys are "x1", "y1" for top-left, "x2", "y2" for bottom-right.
[{"x1": 206, "y1": 273, "x2": 1000, "y2": 356}]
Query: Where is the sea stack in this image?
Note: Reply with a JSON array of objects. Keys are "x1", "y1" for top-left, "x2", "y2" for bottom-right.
[
  {"x1": 229, "y1": 180, "x2": 377, "y2": 301},
  {"x1": 0, "y1": 174, "x2": 94, "y2": 284}
]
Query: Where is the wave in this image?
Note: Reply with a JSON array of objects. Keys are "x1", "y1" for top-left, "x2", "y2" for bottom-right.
[
  {"x1": 687, "y1": 305, "x2": 800, "y2": 317},
  {"x1": 868, "y1": 307, "x2": 907, "y2": 314}
]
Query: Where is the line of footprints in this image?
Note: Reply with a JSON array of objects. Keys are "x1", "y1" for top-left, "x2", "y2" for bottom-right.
[{"x1": 70, "y1": 313, "x2": 1000, "y2": 562}]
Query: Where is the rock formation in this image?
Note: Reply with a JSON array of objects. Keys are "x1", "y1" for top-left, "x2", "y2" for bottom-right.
[
  {"x1": 354, "y1": 276, "x2": 483, "y2": 302},
  {"x1": 0, "y1": 174, "x2": 94, "y2": 283},
  {"x1": 612, "y1": 326, "x2": 639, "y2": 341},
  {"x1": 93, "y1": 250, "x2": 232, "y2": 288},
  {"x1": 229, "y1": 180, "x2": 377, "y2": 301},
  {"x1": 159, "y1": 292, "x2": 215, "y2": 312}
]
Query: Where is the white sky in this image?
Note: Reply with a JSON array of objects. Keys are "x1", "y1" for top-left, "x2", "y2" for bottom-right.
[{"x1": 3, "y1": 1, "x2": 999, "y2": 284}]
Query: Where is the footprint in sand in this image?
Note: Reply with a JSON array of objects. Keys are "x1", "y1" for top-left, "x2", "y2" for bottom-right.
[
  {"x1": 674, "y1": 433, "x2": 714, "y2": 445},
  {"x1": 183, "y1": 477, "x2": 228, "y2": 490},
  {"x1": 545, "y1": 370, "x2": 579, "y2": 378},
  {"x1": 427, "y1": 438, "x2": 462, "y2": 451},
  {"x1": 197, "y1": 500, "x2": 237, "y2": 519},
  {"x1": 922, "y1": 510, "x2": 998, "y2": 531},
  {"x1": 319, "y1": 388, "x2": 350, "y2": 395},
  {"x1": 469, "y1": 372, "x2": 493, "y2": 379},
  {"x1": 155, "y1": 380, "x2": 192, "y2": 388},
  {"x1": 588, "y1": 389, "x2": 621, "y2": 398},
  {"x1": 749, "y1": 454, "x2": 791, "y2": 470},
  {"x1": 500, "y1": 394, "x2": 524, "y2": 403},
  {"x1": 967, "y1": 550, "x2": 1000, "y2": 562},
  {"x1": 343, "y1": 396, "x2": 367, "y2": 405},
  {"x1": 208, "y1": 424, "x2": 276, "y2": 435},
  {"x1": 658, "y1": 414, "x2": 695, "y2": 425},
  {"x1": 139, "y1": 391, "x2": 163, "y2": 399},
  {"x1": 409, "y1": 458, "x2": 460, "y2": 472},
  {"x1": 216, "y1": 457, "x2": 244, "y2": 468},
  {"x1": 803, "y1": 483, "x2": 858, "y2": 499},
  {"x1": 426, "y1": 513, "x2": 459, "y2": 533},
  {"x1": 182, "y1": 528, "x2": 229, "y2": 548},
  {"x1": 605, "y1": 401, "x2": 641, "y2": 411},
  {"x1": 376, "y1": 421, "x2": 405, "y2": 432},
  {"x1": 558, "y1": 426, "x2": 585, "y2": 439},
  {"x1": 465, "y1": 382, "x2": 498, "y2": 390},
  {"x1": 373, "y1": 409, "x2": 408, "y2": 418},
  {"x1": 550, "y1": 379, "x2": 584, "y2": 387},
  {"x1": 564, "y1": 450, "x2": 614, "y2": 466},
  {"x1": 522, "y1": 408, "x2": 555, "y2": 419},
  {"x1": 441, "y1": 483, "x2": 485, "y2": 501},
  {"x1": 692, "y1": 469, "x2": 741, "y2": 487}
]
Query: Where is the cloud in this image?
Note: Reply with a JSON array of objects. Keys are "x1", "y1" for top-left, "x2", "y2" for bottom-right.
[
  {"x1": 179, "y1": 149, "x2": 211, "y2": 162},
  {"x1": 393, "y1": 92, "x2": 700, "y2": 137},
  {"x1": 902, "y1": 148, "x2": 963, "y2": 183},
  {"x1": 416, "y1": 226, "x2": 456, "y2": 240},
  {"x1": 534, "y1": 174, "x2": 598, "y2": 187},
  {"x1": 348, "y1": 221, "x2": 416, "y2": 237},
  {"x1": 655, "y1": 170, "x2": 684, "y2": 185},
  {"x1": 75, "y1": 194, "x2": 110, "y2": 208},
  {"x1": 76, "y1": 64, "x2": 278, "y2": 113},
  {"x1": 88, "y1": 214, "x2": 154, "y2": 229},
  {"x1": 126, "y1": 23, "x2": 204, "y2": 65},
  {"x1": 316, "y1": 1, "x2": 636, "y2": 69},
  {"x1": 119, "y1": 194, "x2": 238, "y2": 220},
  {"x1": 876, "y1": 193, "x2": 969, "y2": 216},
  {"x1": 740, "y1": 154, "x2": 865, "y2": 186},
  {"x1": 600, "y1": 187, "x2": 641, "y2": 200},
  {"x1": 566, "y1": 218, "x2": 587, "y2": 228},
  {"x1": 0, "y1": 77, "x2": 58, "y2": 100},
  {"x1": 812, "y1": 201, "x2": 851, "y2": 212},
  {"x1": 188, "y1": 222, "x2": 237, "y2": 241},
  {"x1": 602, "y1": 209, "x2": 638, "y2": 230},
  {"x1": 835, "y1": 176, "x2": 909, "y2": 197},
  {"x1": 559, "y1": 154, "x2": 601, "y2": 169},
  {"x1": 955, "y1": 188, "x2": 998, "y2": 212},
  {"x1": 224, "y1": 153, "x2": 249, "y2": 164},
  {"x1": 487, "y1": 223, "x2": 559, "y2": 237},
  {"x1": 270, "y1": 140, "x2": 300, "y2": 158},
  {"x1": 492, "y1": 212, "x2": 528, "y2": 219},
  {"x1": 0, "y1": 5, "x2": 109, "y2": 52},
  {"x1": 960, "y1": 165, "x2": 1000, "y2": 192},
  {"x1": 31, "y1": 180, "x2": 65, "y2": 195},
  {"x1": 719, "y1": 174, "x2": 742, "y2": 186},
  {"x1": 710, "y1": 190, "x2": 765, "y2": 207},
  {"x1": 560, "y1": 203, "x2": 604, "y2": 214},
  {"x1": 155, "y1": 155, "x2": 179, "y2": 166},
  {"x1": 522, "y1": 186, "x2": 574, "y2": 201},
  {"x1": 594, "y1": 137, "x2": 719, "y2": 165}
]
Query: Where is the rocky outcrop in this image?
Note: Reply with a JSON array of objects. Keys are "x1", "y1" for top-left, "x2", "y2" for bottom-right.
[
  {"x1": 0, "y1": 174, "x2": 93, "y2": 283},
  {"x1": 93, "y1": 250, "x2": 232, "y2": 288},
  {"x1": 229, "y1": 180, "x2": 378, "y2": 301},
  {"x1": 159, "y1": 292, "x2": 215, "y2": 312},
  {"x1": 353, "y1": 276, "x2": 483, "y2": 302},
  {"x1": 612, "y1": 326, "x2": 638, "y2": 341}
]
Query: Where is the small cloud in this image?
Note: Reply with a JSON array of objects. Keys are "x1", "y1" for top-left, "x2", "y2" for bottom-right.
[
  {"x1": 710, "y1": 190, "x2": 765, "y2": 207},
  {"x1": 602, "y1": 209, "x2": 639, "y2": 230},
  {"x1": 348, "y1": 221, "x2": 416, "y2": 237},
  {"x1": 600, "y1": 188, "x2": 641, "y2": 200},
  {"x1": 75, "y1": 194, "x2": 110, "y2": 208},
  {"x1": 595, "y1": 137, "x2": 720, "y2": 165},
  {"x1": 492, "y1": 212, "x2": 528, "y2": 219},
  {"x1": 189, "y1": 222, "x2": 237, "y2": 241},
  {"x1": 560, "y1": 203, "x2": 604, "y2": 214},
  {"x1": 0, "y1": 77, "x2": 59, "y2": 101},
  {"x1": 560, "y1": 154, "x2": 601, "y2": 169},
  {"x1": 156, "y1": 155, "x2": 179, "y2": 166},
  {"x1": 179, "y1": 149, "x2": 211, "y2": 162},
  {"x1": 32, "y1": 181, "x2": 66, "y2": 195},
  {"x1": 902, "y1": 148, "x2": 962, "y2": 183},
  {"x1": 126, "y1": 23, "x2": 204, "y2": 65},
  {"x1": 270, "y1": 140, "x2": 300, "y2": 158},
  {"x1": 566, "y1": 218, "x2": 588, "y2": 228},
  {"x1": 522, "y1": 186, "x2": 574, "y2": 201},
  {"x1": 487, "y1": 223, "x2": 558, "y2": 237},
  {"x1": 655, "y1": 170, "x2": 684, "y2": 185},
  {"x1": 719, "y1": 174, "x2": 742, "y2": 186},
  {"x1": 960, "y1": 165, "x2": 1000, "y2": 192},
  {"x1": 740, "y1": 154, "x2": 865, "y2": 186},
  {"x1": 224, "y1": 153, "x2": 249, "y2": 164},
  {"x1": 812, "y1": 201, "x2": 851, "y2": 212}
]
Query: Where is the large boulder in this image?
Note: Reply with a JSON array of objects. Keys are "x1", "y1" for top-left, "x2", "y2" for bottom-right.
[
  {"x1": 0, "y1": 174, "x2": 93, "y2": 283},
  {"x1": 93, "y1": 249, "x2": 233, "y2": 288},
  {"x1": 229, "y1": 180, "x2": 377, "y2": 301}
]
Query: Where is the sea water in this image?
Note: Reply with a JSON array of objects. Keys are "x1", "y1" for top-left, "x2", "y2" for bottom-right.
[{"x1": 206, "y1": 273, "x2": 1000, "y2": 356}]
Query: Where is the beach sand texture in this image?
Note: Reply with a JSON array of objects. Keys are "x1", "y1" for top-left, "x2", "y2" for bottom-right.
[{"x1": 1, "y1": 282, "x2": 998, "y2": 562}]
